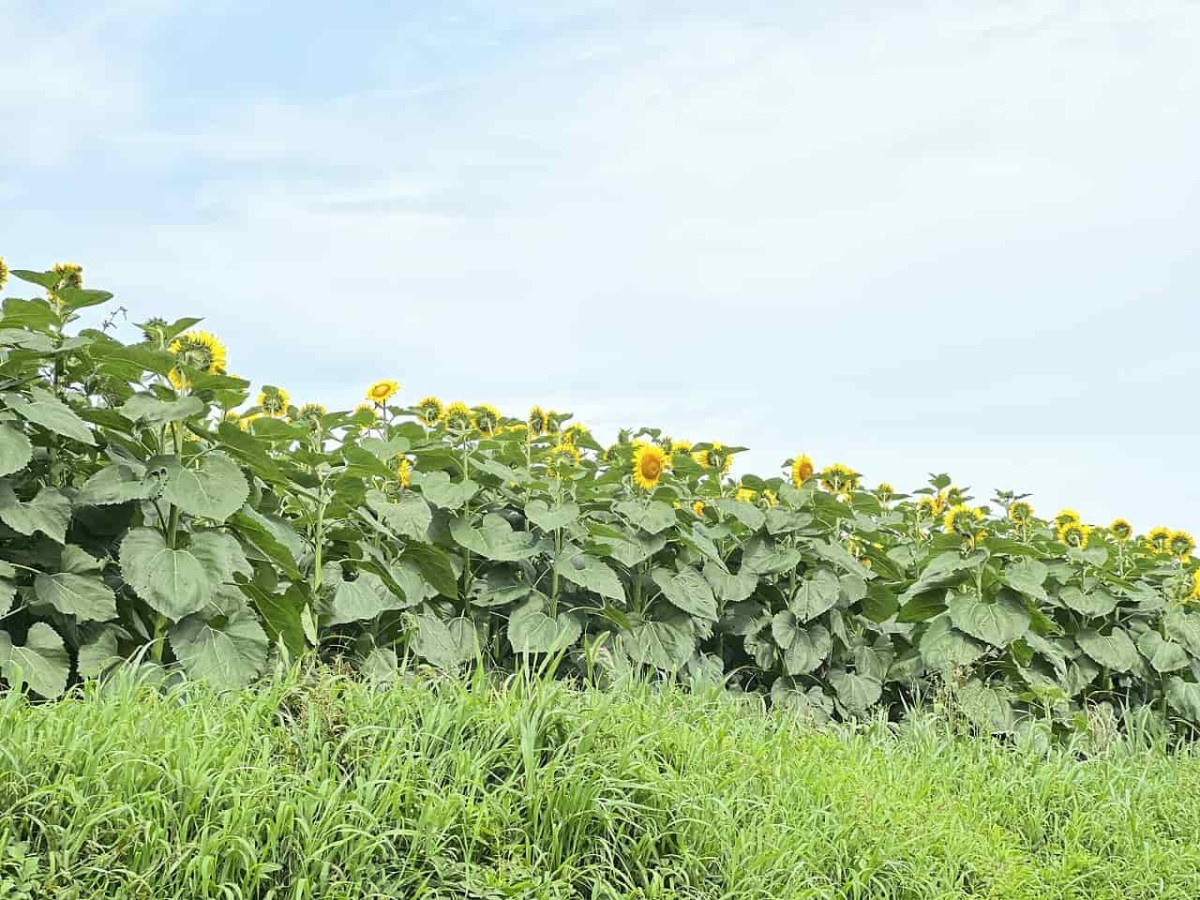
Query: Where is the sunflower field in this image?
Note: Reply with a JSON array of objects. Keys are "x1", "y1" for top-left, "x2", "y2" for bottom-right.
[{"x1": 1, "y1": 260, "x2": 1200, "y2": 737}]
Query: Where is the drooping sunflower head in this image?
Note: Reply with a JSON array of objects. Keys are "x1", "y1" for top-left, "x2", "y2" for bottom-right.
[
  {"x1": 1170, "y1": 530, "x2": 1197, "y2": 561},
  {"x1": 1053, "y1": 509, "x2": 1081, "y2": 528},
  {"x1": 735, "y1": 486, "x2": 757, "y2": 504},
  {"x1": 527, "y1": 406, "x2": 549, "y2": 435},
  {"x1": 295, "y1": 403, "x2": 326, "y2": 428},
  {"x1": 563, "y1": 423, "x2": 591, "y2": 447},
  {"x1": 168, "y1": 330, "x2": 228, "y2": 380},
  {"x1": 366, "y1": 380, "x2": 400, "y2": 405},
  {"x1": 354, "y1": 402, "x2": 377, "y2": 420},
  {"x1": 472, "y1": 404, "x2": 501, "y2": 435},
  {"x1": 916, "y1": 496, "x2": 939, "y2": 518},
  {"x1": 442, "y1": 401, "x2": 475, "y2": 432},
  {"x1": 944, "y1": 503, "x2": 985, "y2": 537},
  {"x1": 1147, "y1": 527, "x2": 1172, "y2": 553},
  {"x1": 944, "y1": 486, "x2": 966, "y2": 507},
  {"x1": 790, "y1": 453, "x2": 815, "y2": 488},
  {"x1": 1009, "y1": 501, "x2": 1035, "y2": 525},
  {"x1": 670, "y1": 439, "x2": 693, "y2": 456},
  {"x1": 1189, "y1": 569, "x2": 1200, "y2": 603},
  {"x1": 140, "y1": 316, "x2": 169, "y2": 344},
  {"x1": 692, "y1": 442, "x2": 733, "y2": 477},
  {"x1": 761, "y1": 489, "x2": 778, "y2": 508},
  {"x1": 257, "y1": 385, "x2": 291, "y2": 418},
  {"x1": 1057, "y1": 521, "x2": 1091, "y2": 549},
  {"x1": 818, "y1": 462, "x2": 859, "y2": 495},
  {"x1": 543, "y1": 410, "x2": 562, "y2": 435},
  {"x1": 0, "y1": 256, "x2": 7, "y2": 290},
  {"x1": 692, "y1": 500, "x2": 706, "y2": 517},
  {"x1": 632, "y1": 442, "x2": 669, "y2": 491},
  {"x1": 1109, "y1": 518, "x2": 1134, "y2": 542},
  {"x1": 415, "y1": 396, "x2": 444, "y2": 426},
  {"x1": 52, "y1": 262, "x2": 83, "y2": 292},
  {"x1": 394, "y1": 455, "x2": 412, "y2": 488},
  {"x1": 547, "y1": 442, "x2": 582, "y2": 477}
]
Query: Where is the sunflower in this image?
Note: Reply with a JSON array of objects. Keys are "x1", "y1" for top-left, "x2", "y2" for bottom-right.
[
  {"x1": 818, "y1": 463, "x2": 859, "y2": 494},
  {"x1": 257, "y1": 386, "x2": 290, "y2": 418},
  {"x1": 563, "y1": 423, "x2": 591, "y2": 446},
  {"x1": 1057, "y1": 521, "x2": 1091, "y2": 549},
  {"x1": 544, "y1": 410, "x2": 562, "y2": 435},
  {"x1": 916, "y1": 496, "x2": 939, "y2": 518},
  {"x1": 1009, "y1": 501, "x2": 1034, "y2": 525},
  {"x1": 945, "y1": 486, "x2": 966, "y2": 507},
  {"x1": 547, "y1": 442, "x2": 581, "y2": 477},
  {"x1": 1170, "y1": 530, "x2": 1196, "y2": 560},
  {"x1": 354, "y1": 403, "x2": 376, "y2": 419},
  {"x1": 473, "y1": 404, "x2": 501, "y2": 434},
  {"x1": 0, "y1": 256, "x2": 7, "y2": 290},
  {"x1": 295, "y1": 403, "x2": 326, "y2": 429},
  {"x1": 1147, "y1": 527, "x2": 1172, "y2": 553},
  {"x1": 632, "y1": 443, "x2": 669, "y2": 491},
  {"x1": 1109, "y1": 518, "x2": 1133, "y2": 542},
  {"x1": 415, "y1": 396, "x2": 444, "y2": 426},
  {"x1": 790, "y1": 454, "x2": 815, "y2": 487},
  {"x1": 528, "y1": 406, "x2": 549, "y2": 435},
  {"x1": 442, "y1": 401, "x2": 475, "y2": 432},
  {"x1": 761, "y1": 489, "x2": 778, "y2": 508},
  {"x1": 238, "y1": 412, "x2": 261, "y2": 431},
  {"x1": 51, "y1": 262, "x2": 83, "y2": 291},
  {"x1": 366, "y1": 380, "x2": 400, "y2": 405},
  {"x1": 1189, "y1": 569, "x2": 1200, "y2": 603},
  {"x1": 692, "y1": 500, "x2": 706, "y2": 517},
  {"x1": 736, "y1": 487, "x2": 756, "y2": 504},
  {"x1": 875, "y1": 482, "x2": 894, "y2": 504},
  {"x1": 1053, "y1": 509, "x2": 1081, "y2": 528},
  {"x1": 692, "y1": 442, "x2": 733, "y2": 477},
  {"x1": 944, "y1": 504, "x2": 984, "y2": 537},
  {"x1": 395, "y1": 455, "x2": 412, "y2": 488},
  {"x1": 670, "y1": 439, "x2": 693, "y2": 456},
  {"x1": 167, "y1": 330, "x2": 228, "y2": 391}
]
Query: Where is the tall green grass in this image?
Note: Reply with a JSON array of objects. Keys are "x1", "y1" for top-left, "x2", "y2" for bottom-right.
[{"x1": 2, "y1": 669, "x2": 1200, "y2": 899}]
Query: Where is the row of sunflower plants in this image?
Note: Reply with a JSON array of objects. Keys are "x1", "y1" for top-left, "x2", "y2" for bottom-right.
[{"x1": 1, "y1": 259, "x2": 1199, "y2": 736}]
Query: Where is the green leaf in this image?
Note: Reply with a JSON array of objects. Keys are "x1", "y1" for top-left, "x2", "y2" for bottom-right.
[
  {"x1": 120, "y1": 393, "x2": 207, "y2": 425},
  {"x1": 413, "y1": 471, "x2": 478, "y2": 510},
  {"x1": 1138, "y1": 630, "x2": 1190, "y2": 673},
  {"x1": 1076, "y1": 627, "x2": 1139, "y2": 672},
  {"x1": 366, "y1": 489, "x2": 432, "y2": 541},
  {"x1": 958, "y1": 680, "x2": 1015, "y2": 734},
  {"x1": 947, "y1": 590, "x2": 1029, "y2": 647},
  {"x1": 324, "y1": 567, "x2": 405, "y2": 626},
  {"x1": 0, "y1": 482, "x2": 71, "y2": 543},
  {"x1": 1166, "y1": 677, "x2": 1200, "y2": 721},
  {"x1": 618, "y1": 613, "x2": 694, "y2": 669},
  {"x1": 77, "y1": 627, "x2": 122, "y2": 678},
  {"x1": 554, "y1": 547, "x2": 625, "y2": 602},
  {"x1": 189, "y1": 530, "x2": 252, "y2": 589},
  {"x1": 593, "y1": 525, "x2": 666, "y2": 567},
  {"x1": 0, "y1": 425, "x2": 32, "y2": 477},
  {"x1": 119, "y1": 527, "x2": 212, "y2": 620},
  {"x1": 76, "y1": 463, "x2": 163, "y2": 506},
  {"x1": 9, "y1": 388, "x2": 95, "y2": 445},
  {"x1": 450, "y1": 514, "x2": 539, "y2": 561},
  {"x1": 771, "y1": 615, "x2": 831, "y2": 675},
  {"x1": 789, "y1": 568, "x2": 841, "y2": 623},
  {"x1": 0, "y1": 562, "x2": 15, "y2": 617},
  {"x1": 1003, "y1": 558, "x2": 1049, "y2": 601},
  {"x1": 652, "y1": 565, "x2": 717, "y2": 621},
  {"x1": 1058, "y1": 585, "x2": 1118, "y2": 618},
  {"x1": 162, "y1": 452, "x2": 248, "y2": 523},
  {"x1": 919, "y1": 617, "x2": 986, "y2": 670},
  {"x1": 901, "y1": 550, "x2": 984, "y2": 600},
  {"x1": 615, "y1": 499, "x2": 676, "y2": 535},
  {"x1": 525, "y1": 499, "x2": 579, "y2": 532},
  {"x1": 244, "y1": 583, "x2": 309, "y2": 656},
  {"x1": 806, "y1": 539, "x2": 874, "y2": 580},
  {"x1": 412, "y1": 612, "x2": 478, "y2": 669},
  {"x1": 0, "y1": 623, "x2": 70, "y2": 698},
  {"x1": 229, "y1": 507, "x2": 302, "y2": 580},
  {"x1": 34, "y1": 571, "x2": 116, "y2": 622},
  {"x1": 741, "y1": 536, "x2": 802, "y2": 576},
  {"x1": 712, "y1": 498, "x2": 765, "y2": 531},
  {"x1": 829, "y1": 670, "x2": 882, "y2": 713},
  {"x1": 861, "y1": 583, "x2": 899, "y2": 622},
  {"x1": 169, "y1": 605, "x2": 269, "y2": 690},
  {"x1": 471, "y1": 567, "x2": 530, "y2": 608},
  {"x1": 702, "y1": 560, "x2": 757, "y2": 604},
  {"x1": 401, "y1": 544, "x2": 459, "y2": 599},
  {"x1": 507, "y1": 596, "x2": 583, "y2": 653},
  {"x1": 897, "y1": 590, "x2": 948, "y2": 623},
  {"x1": 1165, "y1": 608, "x2": 1200, "y2": 657}
]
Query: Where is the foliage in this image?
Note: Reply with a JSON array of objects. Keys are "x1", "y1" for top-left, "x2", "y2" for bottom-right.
[{"x1": 1, "y1": 259, "x2": 1200, "y2": 738}]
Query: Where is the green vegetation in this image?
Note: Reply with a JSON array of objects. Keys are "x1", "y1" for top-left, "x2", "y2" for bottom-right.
[
  {"x1": 2, "y1": 668, "x2": 1200, "y2": 899},
  {"x1": 1, "y1": 259, "x2": 1200, "y2": 737}
]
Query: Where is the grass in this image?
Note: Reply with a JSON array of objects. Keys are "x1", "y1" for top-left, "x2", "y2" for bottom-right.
[{"x1": 2, "y1": 669, "x2": 1200, "y2": 899}]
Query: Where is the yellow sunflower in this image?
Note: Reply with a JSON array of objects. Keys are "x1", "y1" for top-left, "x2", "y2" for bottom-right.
[
  {"x1": 167, "y1": 330, "x2": 228, "y2": 391},
  {"x1": 473, "y1": 404, "x2": 501, "y2": 434},
  {"x1": 395, "y1": 456, "x2": 412, "y2": 488},
  {"x1": 875, "y1": 482, "x2": 895, "y2": 504},
  {"x1": 238, "y1": 412, "x2": 261, "y2": 431},
  {"x1": 790, "y1": 453, "x2": 815, "y2": 487},
  {"x1": 1053, "y1": 509, "x2": 1080, "y2": 528},
  {"x1": 0, "y1": 256, "x2": 8, "y2": 290},
  {"x1": 527, "y1": 406, "x2": 549, "y2": 435},
  {"x1": 761, "y1": 489, "x2": 778, "y2": 508},
  {"x1": 692, "y1": 442, "x2": 733, "y2": 477},
  {"x1": 818, "y1": 463, "x2": 859, "y2": 494},
  {"x1": 632, "y1": 443, "x2": 669, "y2": 491},
  {"x1": 1147, "y1": 527, "x2": 1172, "y2": 553},
  {"x1": 52, "y1": 262, "x2": 83, "y2": 291},
  {"x1": 692, "y1": 500, "x2": 706, "y2": 517},
  {"x1": 944, "y1": 504, "x2": 985, "y2": 537},
  {"x1": 916, "y1": 496, "x2": 939, "y2": 518},
  {"x1": 1109, "y1": 518, "x2": 1133, "y2": 541},
  {"x1": 1189, "y1": 569, "x2": 1200, "y2": 602},
  {"x1": 442, "y1": 401, "x2": 475, "y2": 432},
  {"x1": 257, "y1": 386, "x2": 290, "y2": 418},
  {"x1": 416, "y1": 396, "x2": 444, "y2": 426},
  {"x1": 1170, "y1": 530, "x2": 1196, "y2": 560},
  {"x1": 1057, "y1": 521, "x2": 1091, "y2": 549},
  {"x1": 544, "y1": 410, "x2": 562, "y2": 434},
  {"x1": 563, "y1": 423, "x2": 591, "y2": 446},
  {"x1": 736, "y1": 487, "x2": 756, "y2": 504},
  {"x1": 1009, "y1": 501, "x2": 1034, "y2": 525},
  {"x1": 354, "y1": 403, "x2": 376, "y2": 419},
  {"x1": 670, "y1": 439, "x2": 693, "y2": 455},
  {"x1": 366, "y1": 380, "x2": 400, "y2": 405},
  {"x1": 296, "y1": 403, "x2": 326, "y2": 427},
  {"x1": 547, "y1": 442, "x2": 581, "y2": 477}
]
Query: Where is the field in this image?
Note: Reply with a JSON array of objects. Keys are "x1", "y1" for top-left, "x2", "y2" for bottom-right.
[{"x1": 2, "y1": 668, "x2": 1200, "y2": 899}]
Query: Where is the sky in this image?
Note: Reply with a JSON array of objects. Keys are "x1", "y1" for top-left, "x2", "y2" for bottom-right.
[{"x1": 2, "y1": 0, "x2": 1199, "y2": 532}]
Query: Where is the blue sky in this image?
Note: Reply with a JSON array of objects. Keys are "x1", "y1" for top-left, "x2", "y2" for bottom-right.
[{"x1": 3, "y1": 0, "x2": 1199, "y2": 532}]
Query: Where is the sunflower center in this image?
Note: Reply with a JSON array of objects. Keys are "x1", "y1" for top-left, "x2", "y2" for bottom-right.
[{"x1": 640, "y1": 456, "x2": 662, "y2": 480}]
